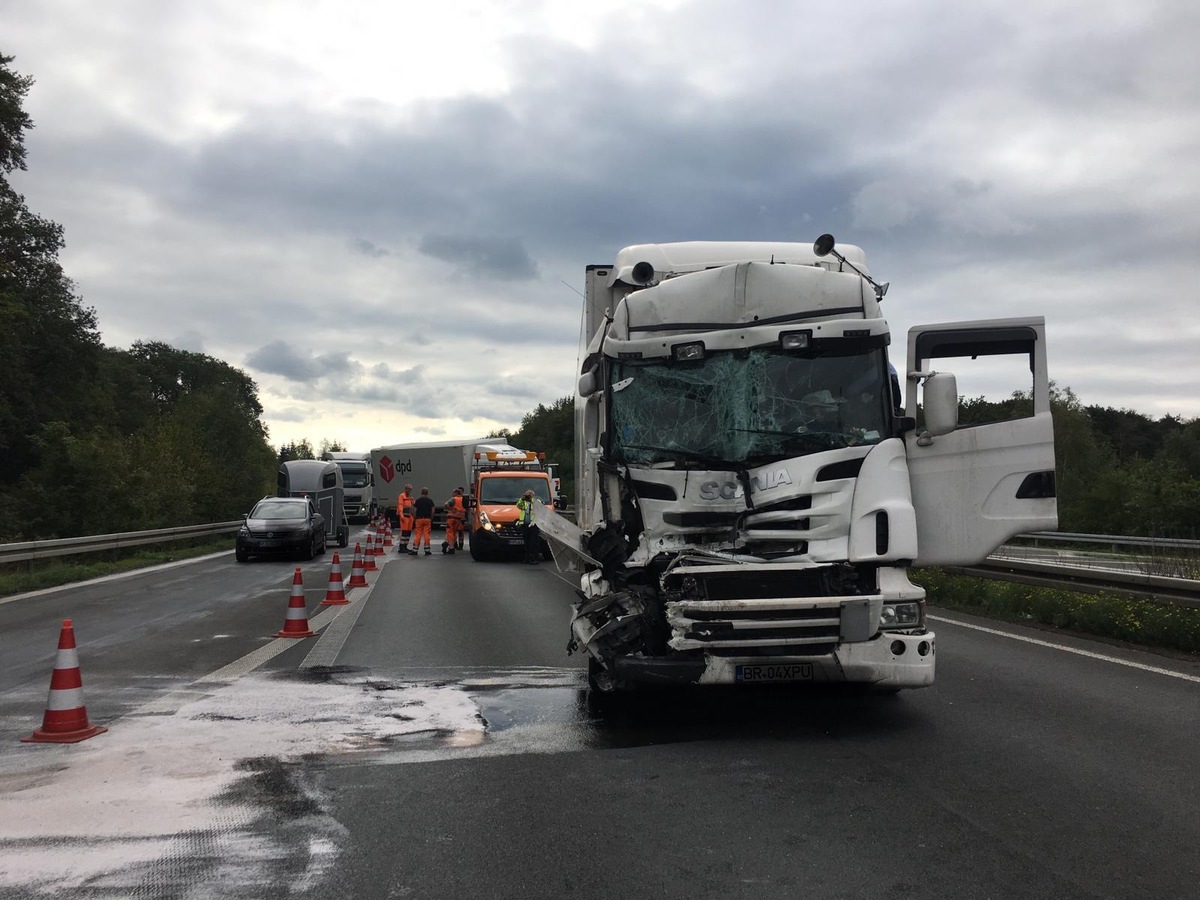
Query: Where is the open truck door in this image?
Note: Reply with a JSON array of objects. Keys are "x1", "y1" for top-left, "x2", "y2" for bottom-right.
[{"x1": 904, "y1": 317, "x2": 1058, "y2": 566}]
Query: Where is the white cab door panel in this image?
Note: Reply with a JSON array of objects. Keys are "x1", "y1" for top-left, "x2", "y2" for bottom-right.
[{"x1": 905, "y1": 317, "x2": 1058, "y2": 566}]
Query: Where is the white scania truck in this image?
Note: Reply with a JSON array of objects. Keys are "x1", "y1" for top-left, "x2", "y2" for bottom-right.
[{"x1": 552, "y1": 236, "x2": 1057, "y2": 693}]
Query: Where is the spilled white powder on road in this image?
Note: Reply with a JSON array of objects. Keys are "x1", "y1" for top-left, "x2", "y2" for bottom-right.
[{"x1": 0, "y1": 674, "x2": 483, "y2": 896}]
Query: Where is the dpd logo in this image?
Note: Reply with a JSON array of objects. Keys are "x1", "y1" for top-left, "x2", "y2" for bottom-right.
[{"x1": 378, "y1": 456, "x2": 413, "y2": 484}]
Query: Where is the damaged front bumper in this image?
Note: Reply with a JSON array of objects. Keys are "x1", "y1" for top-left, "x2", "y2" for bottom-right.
[
  {"x1": 594, "y1": 630, "x2": 935, "y2": 690},
  {"x1": 569, "y1": 564, "x2": 936, "y2": 691}
]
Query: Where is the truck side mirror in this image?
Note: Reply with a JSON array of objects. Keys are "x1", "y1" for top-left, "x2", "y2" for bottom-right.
[
  {"x1": 578, "y1": 368, "x2": 599, "y2": 398},
  {"x1": 921, "y1": 372, "x2": 958, "y2": 438}
]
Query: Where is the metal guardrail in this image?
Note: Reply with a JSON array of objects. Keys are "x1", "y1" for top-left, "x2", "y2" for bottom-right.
[
  {"x1": 1019, "y1": 531, "x2": 1200, "y2": 551},
  {"x1": 943, "y1": 559, "x2": 1200, "y2": 609},
  {"x1": 0, "y1": 522, "x2": 242, "y2": 565},
  {"x1": 2, "y1": 524, "x2": 1198, "y2": 609}
]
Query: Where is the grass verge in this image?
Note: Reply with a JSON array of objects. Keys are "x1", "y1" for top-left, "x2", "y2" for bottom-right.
[
  {"x1": 915, "y1": 567, "x2": 1200, "y2": 656},
  {"x1": 0, "y1": 538, "x2": 233, "y2": 598}
]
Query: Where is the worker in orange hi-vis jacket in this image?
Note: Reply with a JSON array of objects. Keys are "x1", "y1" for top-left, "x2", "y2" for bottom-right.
[
  {"x1": 397, "y1": 484, "x2": 415, "y2": 552},
  {"x1": 442, "y1": 487, "x2": 466, "y2": 555}
]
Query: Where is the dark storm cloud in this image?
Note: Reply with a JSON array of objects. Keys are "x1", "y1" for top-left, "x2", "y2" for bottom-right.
[
  {"x1": 350, "y1": 237, "x2": 389, "y2": 258},
  {"x1": 9, "y1": 0, "x2": 1200, "y2": 431},
  {"x1": 417, "y1": 234, "x2": 539, "y2": 281},
  {"x1": 247, "y1": 341, "x2": 364, "y2": 383},
  {"x1": 246, "y1": 341, "x2": 325, "y2": 382}
]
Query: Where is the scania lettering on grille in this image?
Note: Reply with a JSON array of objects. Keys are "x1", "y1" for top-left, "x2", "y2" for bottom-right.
[{"x1": 698, "y1": 469, "x2": 792, "y2": 500}]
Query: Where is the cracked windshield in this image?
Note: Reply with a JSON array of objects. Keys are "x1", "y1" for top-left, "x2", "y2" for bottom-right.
[{"x1": 610, "y1": 346, "x2": 891, "y2": 466}]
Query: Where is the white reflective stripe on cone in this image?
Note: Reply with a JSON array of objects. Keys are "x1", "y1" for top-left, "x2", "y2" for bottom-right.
[
  {"x1": 53, "y1": 648, "x2": 81, "y2": 669},
  {"x1": 46, "y1": 687, "x2": 86, "y2": 710}
]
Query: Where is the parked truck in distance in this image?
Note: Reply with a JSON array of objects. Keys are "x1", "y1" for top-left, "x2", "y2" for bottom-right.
[
  {"x1": 322, "y1": 451, "x2": 375, "y2": 523},
  {"x1": 370, "y1": 440, "x2": 555, "y2": 560},
  {"x1": 548, "y1": 235, "x2": 1057, "y2": 694}
]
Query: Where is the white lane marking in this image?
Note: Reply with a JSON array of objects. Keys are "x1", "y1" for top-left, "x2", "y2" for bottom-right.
[
  {"x1": 300, "y1": 582, "x2": 377, "y2": 669},
  {"x1": 928, "y1": 614, "x2": 1200, "y2": 684},
  {"x1": 136, "y1": 563, "x2": 386, "y2": 713},
  {"x1": 195, "y1": 604, "x2": 345, "y2": 683},
  {"x1": 0, "y1": 551, "x2": 231, "y2": 605}
]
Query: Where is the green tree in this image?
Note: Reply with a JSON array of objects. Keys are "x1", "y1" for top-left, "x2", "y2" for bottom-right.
[
  {"x1": 511, "y1": 396, "x2": 574, "y2": 500},
  {"x1": 0, "y1": 53, "x2": 33, "y2": 173},
  {"x1": 1048, "y1": 386, "x2": 1114, "y2": 532},
  {"x1": 279, "y1": 439, "x2": 316, "y2": 462},
  {"x1": 0, "y1": 53, "x2": 106, "y2": 534}
]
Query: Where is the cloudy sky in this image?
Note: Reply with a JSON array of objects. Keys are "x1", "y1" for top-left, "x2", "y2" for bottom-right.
[{"x1": 7, "y1": 0, "x2": 1199, "y2": 450}]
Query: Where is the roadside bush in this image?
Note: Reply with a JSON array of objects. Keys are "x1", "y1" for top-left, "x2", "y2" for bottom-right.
[{"x1": 915, "y1": 568, "x2": 1200, "y2": 655}]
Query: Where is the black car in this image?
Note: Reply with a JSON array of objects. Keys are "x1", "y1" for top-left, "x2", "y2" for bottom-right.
[{"x1": 235, "y1": 496, "x2": 327, "y2": 562}]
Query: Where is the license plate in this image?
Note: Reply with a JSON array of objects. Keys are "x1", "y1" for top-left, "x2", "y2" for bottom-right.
[
  {"x1": 257, "y1": 540, "x2": 281, "y2": 548},
  {"x1": 736, "y1": 663, "x2": 813, "y2": 683}
]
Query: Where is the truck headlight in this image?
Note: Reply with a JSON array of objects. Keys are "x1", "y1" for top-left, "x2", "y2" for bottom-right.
[
  {"x1": 479, "y1": 512, "x2": 494, "y2": 531},
  {"x1": 880, "y1": 602, "x2": 922, "y2": 630}
]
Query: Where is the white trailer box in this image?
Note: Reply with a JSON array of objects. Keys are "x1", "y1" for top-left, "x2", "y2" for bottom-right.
[{"x1": 372, "y1": 438, "x2": 518, "y2": 526}]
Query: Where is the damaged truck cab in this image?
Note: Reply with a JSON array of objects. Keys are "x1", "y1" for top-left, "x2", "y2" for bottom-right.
[{"x1": 555, "y1": 237, "x2": 1058, "y2": 693}]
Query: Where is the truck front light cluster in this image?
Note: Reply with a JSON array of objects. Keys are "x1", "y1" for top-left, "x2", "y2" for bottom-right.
[
  {"x1": 671, "y1": 341, "x2": 705, "y2": 362},
  {"x1": 780, "y1": 330, "x2": 811, "y2": 350},
  {"x1": 479, "y1": 511, "x2": 495, "y2": 532},
  {"x1": 880, "y1": 602, "x2": 921, "y2": 630}
]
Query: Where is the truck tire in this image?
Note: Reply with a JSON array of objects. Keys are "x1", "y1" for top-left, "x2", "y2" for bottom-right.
[
  {"x1": 586, "y1": 659, "x2": 628, "y2": 708},
  {"x1": 469, "y1": 532, "x2": 487, "y2": 561}
]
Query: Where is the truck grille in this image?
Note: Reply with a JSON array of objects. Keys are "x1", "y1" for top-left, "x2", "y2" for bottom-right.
[{"x1": 662, "y1": 563, "x2": 876, "y2": 653}]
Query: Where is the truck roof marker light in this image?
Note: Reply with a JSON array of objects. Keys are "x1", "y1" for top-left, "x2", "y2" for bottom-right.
[
  {"x1": 780, "y1": 331, "x2": 811, "y2": 350},
  {"x1": 672, "y1": 341, "x2": 705, "y2": 362},
  {"x1": 812, "y1": 233, "x2": 890, "y2": 301}
]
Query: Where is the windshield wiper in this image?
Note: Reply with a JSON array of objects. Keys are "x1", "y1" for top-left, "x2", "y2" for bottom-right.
[{"x1": 619, "y1": 443, "x2": 737, "y2": 469}]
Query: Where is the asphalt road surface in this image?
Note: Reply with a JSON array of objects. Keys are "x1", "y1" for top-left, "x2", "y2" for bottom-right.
[{"x1": 1, "y1": 529, "x2": 1198, "y2": 899}]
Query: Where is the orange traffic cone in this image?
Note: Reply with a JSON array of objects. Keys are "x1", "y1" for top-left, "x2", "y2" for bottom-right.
[
  {"x1": 363, "y1": 534, "x2": 379, "y2": 571},
  {"x1": 320, "y1": 552, "x2": 349, "y2": 606},
  {"x1": 276, "y1": 568, "x2": 316, "y2": 638},
  {"x1": 382, "y1": 523, "x2": 393, "y2": 548},
  {"x1": 347, "y1": 543, "x2": 368, "y2": 588},
  {"x1": 23, "y1": 619, "x2": 108, "y2": 743}
]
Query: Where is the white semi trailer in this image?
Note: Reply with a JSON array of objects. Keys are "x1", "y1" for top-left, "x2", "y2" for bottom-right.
[
  {"x1": 323, "y1": 451, "x2": 375, "y2": 522},
  {"x1": 554, "y1": 236, "x2": 1058, "y2": 693},
  {"x1": 371, "y1": 438, "x2": 516, "y2": 527}
]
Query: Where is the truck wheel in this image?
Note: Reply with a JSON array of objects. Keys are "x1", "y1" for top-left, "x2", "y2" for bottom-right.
[
  {"x1": 469, "y1": 534, "x2": 486, "y2": 561},
  {"x1": 586, "y1": 659, "x2": 626, "y2": 709}
]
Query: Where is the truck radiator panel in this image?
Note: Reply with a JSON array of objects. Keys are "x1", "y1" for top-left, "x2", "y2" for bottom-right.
[
  {"x1": 677, "y1": 635, "x2": 839, "y2": 649},
  {"x1": 666, "y1": 595, "x2": 874, "y2": 651}
]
